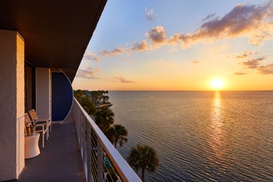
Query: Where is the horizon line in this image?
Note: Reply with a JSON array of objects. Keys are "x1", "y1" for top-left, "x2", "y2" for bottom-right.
[{"x1": 76, "y1": 89, "x2": 273, "y2": 92}]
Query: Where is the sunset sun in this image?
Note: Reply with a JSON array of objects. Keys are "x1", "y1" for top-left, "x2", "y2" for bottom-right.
[{"x1": 210, "y1": 78, "x2": 224, "y2": 90}]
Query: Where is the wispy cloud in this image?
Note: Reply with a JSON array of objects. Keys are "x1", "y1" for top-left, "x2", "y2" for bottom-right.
[
  {"x1": 257, "y1": 63, "x2": 273, "y2": 74},
  {"x1": 234, "y1": 72, "x2": 248, "y2": 75},
  {"x1": 240, "y1": 56, "x2": 273, "y2": 74},
  {"x1": 192, "y1": 60, "x2": 200, "y2": 64},
  {"x1": 145, "y1": 7, "x2": 156, "y2": 21},
  {"x1": 99, "y1": 41, "x2": 148, "y2": 57},
  {"x1": 242, "y1": 57, "x2": 265, "y2": 69},
  {"x1": 76, "y1": 64, "x2": 100, "y2": 79},
  {"x1": 113, "y1": 76, "x2": 136, "y2": 83},
  {"x1": 99, "y1": 47, "x2": 126, "y2": 56},
  {"x1": 83, "y1": 52, "x2": 100, "y2": 62},
  {"x1": 236, "y1": 51, "x2": 257, "y2": 58},
  {"x1": 202, "y1": 13, "x2": 217, "y2": 22}
]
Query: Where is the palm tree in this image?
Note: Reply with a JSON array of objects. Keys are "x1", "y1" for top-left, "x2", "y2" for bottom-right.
[
  {"x1": 106, "y1": 124, "x2": 128, "y2": 148},
  {"x1": 95, "y1": 107, "x2": 114, "y2": 133},
  {"x1": 106, "y1": 126, "x2": 116, "y2": 143},
  {"x1": 128, "y1": 144, "x2": 159, "y2": 182}
]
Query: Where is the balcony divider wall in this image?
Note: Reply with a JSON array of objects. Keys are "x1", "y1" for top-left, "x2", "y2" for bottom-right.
[{"x1": 0, "y1": 30, "x2": 25, "y2": 181}]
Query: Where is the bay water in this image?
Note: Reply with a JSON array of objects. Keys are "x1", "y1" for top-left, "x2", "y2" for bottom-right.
[{"x1": 108, "y1": 91, "x2": 273, "y2": 181}]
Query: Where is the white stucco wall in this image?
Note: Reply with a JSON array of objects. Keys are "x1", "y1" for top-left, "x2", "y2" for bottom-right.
[
  {"x1": 0, "y1": 30, "x2": 25, "y2": 181},
  {"x1": 16, "y1": 33, "x2": 25, "y2": 178}
]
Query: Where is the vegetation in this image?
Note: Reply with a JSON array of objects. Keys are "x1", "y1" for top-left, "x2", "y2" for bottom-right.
[
  {"x1": 80, "y1": 96, "x2": 97, "y2": 115},
  {"x1": 74, "y1": 89, "x2": 96, "y2": 115},
  {"x1": 106, "y1": 124, "x2": 128, "y2": 148},
  {"x1": 91, "y1": 90, "x2": 110, "y2": 105},
  {"x1": 95, "y1": 107, "x2": 115, "y2": 133},
  {"x1": 75, "y1": 89, "x2": 160, "y2": 180},
  {"x1": 128, "y1": 144, "x2": 159, "y2": 182}
]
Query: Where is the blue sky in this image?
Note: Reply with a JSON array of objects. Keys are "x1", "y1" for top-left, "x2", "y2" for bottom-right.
[{"x1": 73, "y1": 0, "x2": 273, "y2": 91}]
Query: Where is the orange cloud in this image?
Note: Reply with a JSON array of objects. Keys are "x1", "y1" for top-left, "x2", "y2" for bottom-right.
[
  {"x1": 242, "y1": 57, "x2": 265, "y2": 69},
  {"x1": 234, "y1": 72, "x2": 248, "y2": 75},
  {"x1": 240, "y1": 56, "x2": 273, "y2": 74},
  {"x1": 77, "y1": 64, "x2": 100, "y2": 79},
  {"x1": 192, "y1": 60, "x2": 200, "y2": 64},
  {"x1": 113, "y1": 76, "x2": 136, "y2": 83},
  {"x1": 132, "y1": 40, "x2": 149, "y2": 51},
  {"x1": 168, "y1": 2, "x2": 273, "y2": 47},
  {"x1": 83, "y1": 51, "x2": 100, "y2": 62},
  {"x1": 236, "y1": 51, "x2": 257, "y2": 59},
  {"x1": 146, "y1": 26, "x2": 167, "y2": 44},
  {"x1": 99, "y1": 47, "x2": 126, "y2": 56},
  {"x1": 257, "y1": 64, "x2": 273, "y2": 74}
]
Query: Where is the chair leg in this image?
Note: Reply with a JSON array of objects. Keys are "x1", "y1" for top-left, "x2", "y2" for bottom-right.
[
  {"x1": 42, "y1": 132, "x2": 44, "y2": 148},
  {"x1": 46, "y1": 130, "x2": 49, "y2": 140}
]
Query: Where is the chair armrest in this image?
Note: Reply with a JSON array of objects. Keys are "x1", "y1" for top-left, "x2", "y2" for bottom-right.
[
  {"x1": 37, "y1": 118, "x2": 50, "y2": 122},
  {"x1": 37, "y1": 114, "x2": 50, "y2": 118},
  {"x1": 36, "y1": 123, "x2": 45, "y2": 131},
  {"x1": 36, "y1": 120, "x2": 48, "y2": 124}
]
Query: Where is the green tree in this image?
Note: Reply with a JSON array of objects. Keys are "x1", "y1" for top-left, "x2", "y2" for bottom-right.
[
  {"x1": 102, "y1": 95, "x2": 109, "y2": 104},
  {"x1": 90, "y1": 91, "x2": 99, "y2": 105},
  {"x1": 128, "y1": 144, "x2": 159, "y2": 182},
  {"x1": 106, "y1": 124, "x2": 128, "y2": 148},
  {"x1": 95, "y1": 107, "x2": 114, "y2": 133},
  {"x1": 74, "y1": 89, "x2": 84, "y2": 101},
  {"x1": 80, "y1": 96, "x2": 96, "y2": 115},
  {"x1": 91, "y1": 90, "x2": 109, "y2": 105},
  {"x1": 106, "y1": 127, "x2": 116, "y2": 144}
]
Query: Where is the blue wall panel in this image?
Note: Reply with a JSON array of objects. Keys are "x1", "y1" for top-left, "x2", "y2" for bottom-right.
[{"x1": 52, "y1": 72, "x2": 73, "y2": 121}]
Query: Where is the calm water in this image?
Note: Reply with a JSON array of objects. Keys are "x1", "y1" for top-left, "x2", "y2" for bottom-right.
[{"x1": 108, "y1": 91, "x2": 273, "y2": 182}]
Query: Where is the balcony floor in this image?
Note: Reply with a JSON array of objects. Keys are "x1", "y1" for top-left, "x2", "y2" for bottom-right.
[{"x1": 15, "y1": 113, "x2": 85, "y2": 182}]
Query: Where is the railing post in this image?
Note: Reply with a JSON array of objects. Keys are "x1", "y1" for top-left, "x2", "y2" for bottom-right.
[
  {"x1": 80, "y1": 111, "x2": 83, "y2": 156},
  {"x1": 87, "y1": 124, "x2": 92, "y2": 182},
  {"x1": 74, "y1": 103, "x2": 80, "y2": 141},
  {"x1": 97, "y1": 141, "x2": 104, "y2": 182},
  {"x1": 83, "y1": 118, "x2": 87, "y2": 178}
]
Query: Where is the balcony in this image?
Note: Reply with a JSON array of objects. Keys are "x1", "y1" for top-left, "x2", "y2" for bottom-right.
[{"x1": 16, "y1": 99, "x2": 140, "y2": 182}]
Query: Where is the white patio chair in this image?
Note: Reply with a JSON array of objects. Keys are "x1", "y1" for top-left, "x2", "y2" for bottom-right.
[
  {"x1": 28, "y1": 109, "x2": 52, "y2": 148},
  {"x1": 25, "y1": 112, "x2": 46, "y2": 148}
]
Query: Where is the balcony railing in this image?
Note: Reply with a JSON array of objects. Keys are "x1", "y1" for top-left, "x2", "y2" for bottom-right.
[{"x1": 72, "y1": 98, "x2": 141, "y2": 182}]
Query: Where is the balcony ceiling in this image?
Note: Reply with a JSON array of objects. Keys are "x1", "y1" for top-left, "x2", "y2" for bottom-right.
[{"x1": 0, "y1": 0, "x2": 107, "y2": 82}]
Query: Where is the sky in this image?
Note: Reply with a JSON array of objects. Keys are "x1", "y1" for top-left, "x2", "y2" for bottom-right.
[{"x1": 72, "y1": 0, "x2": 273, "y2": 91}]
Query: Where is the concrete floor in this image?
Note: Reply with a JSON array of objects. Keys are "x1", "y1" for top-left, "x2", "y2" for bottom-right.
[{"x1": 14, "y1": 115, "x2": 85, "y2": 182}]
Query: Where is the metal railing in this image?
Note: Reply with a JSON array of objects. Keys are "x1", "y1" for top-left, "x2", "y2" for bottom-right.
[{"x1": 72, "y1": 98, "x2": 141, "y2": 182}]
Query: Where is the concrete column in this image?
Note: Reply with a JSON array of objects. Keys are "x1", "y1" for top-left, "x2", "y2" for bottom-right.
[{"x1": 0, "y1": 30, "x2": 25, "y2": 181}]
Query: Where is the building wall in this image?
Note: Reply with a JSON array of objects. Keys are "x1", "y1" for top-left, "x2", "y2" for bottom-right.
[
  {"x1": 16, "y1": 32, "x2": 25, "y2": 178},
  {"x1": 0, "y1": 30, "x2": 25, "y2": 181},
  {"x1": 36, "y1": 68, "x2": 51, "y2": 119}
]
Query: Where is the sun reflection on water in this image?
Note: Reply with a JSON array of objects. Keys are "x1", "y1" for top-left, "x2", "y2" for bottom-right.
[{"x1": 209, "y1": 91, "x2": 226, "y2": 160}]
